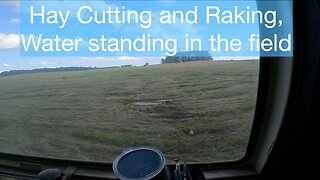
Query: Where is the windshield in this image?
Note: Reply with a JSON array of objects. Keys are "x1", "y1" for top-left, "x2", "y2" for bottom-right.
[{"x1": 0, "y1": 0, "x2": 262, "y2": 163}]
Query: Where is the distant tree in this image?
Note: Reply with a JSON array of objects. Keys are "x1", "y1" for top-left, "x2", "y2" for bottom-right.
[
  {"x1": 120, "y1": 65, "x2": 133, "y2": 68},
  {"x1": 161, "y1": 58, "x2": 165, "y2": 64},
  {"x1": 144, "y1": 62, "x2": 149, "y2": 66},
  {"x1": 161, "y1": 51, "x2": 213, "y2": 64}
]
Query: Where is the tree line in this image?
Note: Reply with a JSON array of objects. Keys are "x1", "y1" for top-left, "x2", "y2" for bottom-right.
[
  {"x1": 161, "y1": 51, "x2": 213, "y2": 64},
  {"x1": 0, "y1": 67, "x2": 96, "y2": 77}
]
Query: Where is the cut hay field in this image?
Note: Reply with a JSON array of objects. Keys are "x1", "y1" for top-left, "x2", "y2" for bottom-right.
[{"x1": 0, "y1": 60, "x2": 259, "y2": 163}]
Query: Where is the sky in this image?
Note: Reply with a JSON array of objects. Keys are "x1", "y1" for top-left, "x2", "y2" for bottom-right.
[{"x1": 1, "y1": 0, "x2": 290, "y2": 72}]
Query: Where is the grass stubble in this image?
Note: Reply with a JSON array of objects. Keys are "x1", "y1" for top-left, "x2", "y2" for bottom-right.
[{"x1": 0, "y1": 60, "x2": 259, "y2": 163}]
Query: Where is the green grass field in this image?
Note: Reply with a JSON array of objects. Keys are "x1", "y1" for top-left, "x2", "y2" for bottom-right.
[{"x1": 0, "y1": 60, "x2": 259, "y2": 163}]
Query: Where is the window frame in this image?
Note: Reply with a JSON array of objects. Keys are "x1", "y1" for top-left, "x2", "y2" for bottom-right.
[
  {"x1": 0, "y1": 57, "x2": 293, "y2": 179},
  {"x1": 1, "y1": 0, "x2": 308, "y2": 179}
]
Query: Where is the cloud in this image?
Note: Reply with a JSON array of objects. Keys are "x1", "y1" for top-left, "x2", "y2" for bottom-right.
[
  {"x1": 213, "y1": 56, "x2": 259, "y2": 60},
  {"x1": 77, "y1": 56, "x2": 161, "y2": 67},
  {"x1": 29, "y1": 60, "x2": 56, "y2": 67},
  {"x1": 10, "y1": 18, "x2": 20, "y2": 24},
  {"x1": 79, "y1": 56, "x2": 139, "y2": 62},
  {"x1": 40, "y1": 61, "x2": 48, "y2": 66},
  {"x1": 0, "y1": 1, "x2": 19, "y2": 12},
  {"x1": 0, "y1": 1, "x2": 19, "y2": 6},
  {"x1": 2, "y1": 63, "x2": 12, "y2": 67},
  {"x1": 0, "y1": 33, "x2": 20, "y2": 49}
]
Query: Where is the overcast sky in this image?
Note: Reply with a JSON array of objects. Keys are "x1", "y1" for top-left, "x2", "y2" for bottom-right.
[{"x1": 0, "y1": 0, "x2": 260, "y2": 72}]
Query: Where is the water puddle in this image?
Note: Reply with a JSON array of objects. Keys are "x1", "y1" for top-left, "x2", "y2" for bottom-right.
[
  {"x1": 133, "y1": 102, "x2": 159, "y2": 106},
  {"x1": 133, "y1": 99, "x2": 172, "y2": 106}
]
